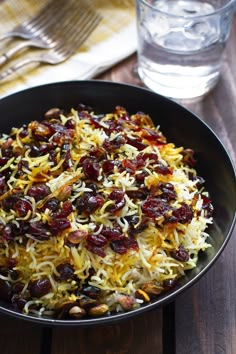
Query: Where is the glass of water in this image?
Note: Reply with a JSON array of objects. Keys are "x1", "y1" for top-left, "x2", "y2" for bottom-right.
[{"x1": 135, "y1": 0, "x2": 235, "y2": 99}]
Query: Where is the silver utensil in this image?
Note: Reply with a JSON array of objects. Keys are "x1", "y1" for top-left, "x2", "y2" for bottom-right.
[
  {"x1": 0, "y1": 0, "x2": 67, "y2": 41},
  {"x1": 0, "y1": 9, "x2": 102, "y2": 81},
  {"x1": 0, "y1": 0, "x2": 97, "y2": 66}
]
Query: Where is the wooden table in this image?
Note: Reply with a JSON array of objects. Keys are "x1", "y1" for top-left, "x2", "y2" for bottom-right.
[{"x1": 1, "y1": 20, "x2": 236, "y2": 354}]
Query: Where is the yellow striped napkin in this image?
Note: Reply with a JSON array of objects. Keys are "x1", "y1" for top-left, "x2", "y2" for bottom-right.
[{"x1": 0, "y1": 0, "x2": 136, "y2": 98}]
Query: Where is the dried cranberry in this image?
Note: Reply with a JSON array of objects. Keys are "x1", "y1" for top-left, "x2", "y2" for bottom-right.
[
  {"x1": 2, "y1": 224, "x2": 15, "y2": 241},
  {"x1": 81, "y1": 157, "x2": 100, "y2": 181},
  {"x1": 14, "y1": 198, "x2": 32, "y2": 217},
  {"x1": 58, "y1": 200, "x2": 73, "y2": 217},
  {"x1": 127, "y1": 187, "x2": 149, "y2": 200},
  {"x1": 10, "y1": 220, "x2": 29, "y2": 237},
  {"x1": 12, "y1": 282, "x2": 24, "y2": 294},
  {"x1": 159, "y1": 183, "x2": 177, "y2": 201},
  {"x1": 55, "y1": 263, "x2": 74, "y2": 281},
  {"x1": 86, "y1": 243, "x2": 106, "y2": 258},
  {"x1": 11, "y1": 294, "x2": 27, "y2": 310},
  {"x1": 129, "y1": 222, "x2": 148, "y2": 235},
  {"x1": 0, "y1": 157, "x2": 9, "y2": 165},
  {"x1": 142, "y1": 153, "x2": 159, "y2": 163},
  {"x1": 171, "y1": 203, "x2": 193, "y2": 224},
  {"x1": 2, "y1": 147, "x2": 14, "y2": 158},
  {"x1": 29, "y1": 221, "x2": 51, "y2": 241},
  {"x1": 87, "y1": 234, "x2": 107, "y2": 247},
  {"x1": 89, "y1": 116, "x2": 103, "y2": 129},
  {"x1": 141, "y1": 128, "x2": 164, "y2": 144},
  {"x1": 135, "y1": 170, "x2": 149, "y2": 184},
  {"x1": 49, "y1": 150, "x2": 57, "y2": 165},
  {"x1": 89, "y1": 147, "x2": 106, "y2": 160},
  {"x1": 100, "y1": 226, "x2": 123, "y2": 240},
  {"x1": 76, "y1": 193, "x2": 104, "y2": 214},
  {"x1": 62, "y1": 149, "x2": 72, "y2": 170},
  {"x1": 42, "y1": 198, "x2": 60, "y2": 212},
  {"x1": 102, "y1": 160, "x2": 115, "y2": 174},
  {"x1": 106, "y1": 119, "x2": 122, "y2": 135},
  {"x1": 141, "y1": 198, "x2": 172, "y2": 219},
  {"x1": 182, "y1": 149, "x2": 196, "y2": 167},
  {"x1": 201, "y1": 195, "x2": 214, "y2": 217},
  {"x1": 1, "y1": 168, "x2": 11, "y2": 181},
  {"x1": 50, "y1": 217, "x2": 71, "y2": 234},
  {"x1": 0, "y1": 175, "x2": 5, "y2": 191},
  {"x1": 29, "y1": 278, "x2": 51, "y2": 298},
  {"x1": 127, "y1": 137, "x2": 147, "y2": 151},
  {"x1": 154, "y1": 163, "x2": 172, "y2": 175},
  {"x1": 19, "y1": 128, "x2": 29, "y2": 138},
  {"x1": 29, "y1": 145, "x2": 41, "y2": 157},
  {"x1": 102, "y1": 138, "x2": 111, "y2": 150},
  {"x1": 84, "y1": 195, "x2": 104, "y2": 214},
  {"x1": 126, "y1": 215, "x2": 148, "y2": 235},
  {"x1": 76, "y1": 195, "x2": 87, "y2": 213},
  {"x1": 28, "y1": 183, "x2": 50, "y2": 201},
  {"x1": 108, "y1": 189, "x2": 125, "y2": 213},
  {"x1": 110, "y1": 135, "x2": 126, "y2": 149},
  {"x1": 111, "y1": 236, "x2": 139, "y2": 254},
  {"x1": 65, "y1": 119, "x2": 75, "y2": 129},
  {"x1": 122, "y1": 159, "x2": 136, "y2": 174},
  {"x1": 39, "y1": 143, "x2": 55, "y2": 155},
  {"x1": 3, "y1": 195, "x2": 20, "y2": 212},
  {"x1": 171, "y1": 246, "x2": 190, "y2": 262},
  {"x1": 16, "y1": 160, "x2": 29, "y2": 177}
]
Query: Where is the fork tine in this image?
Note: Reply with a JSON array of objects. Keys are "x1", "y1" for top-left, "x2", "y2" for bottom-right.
[
  {"x1": 0, "y1": 3, "x2": 103, "y2": 79},
  {"x1": 23, "y1": 0, "x2": 64, "y2": 30},
  {"x1": 51, "y1": 6, "x2": 101, "y2": 52},
  {"x1": 55, "y1": 11, "x2": 102, "y2": 58},
  {"x1": 69, "y1": 15, "x2": 102, "y2": 53},
  {"x1": 0, "y1": 0, "x2": 79, "y2": 41},
  {"x1": 24, "y1": 0, "x2": 78, "y2": 38}
]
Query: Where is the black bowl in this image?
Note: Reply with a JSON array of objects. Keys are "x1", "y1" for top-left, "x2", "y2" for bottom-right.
[{"x1": 0, "y1": 80, "x2": 235, "y2": 326}]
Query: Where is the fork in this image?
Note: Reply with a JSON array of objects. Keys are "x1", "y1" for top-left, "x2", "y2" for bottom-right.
[
  {"x1": 0, "y1": 0, "x2": 88, "y2": 66},
  {"x1": 0, "y1": 9, "x2": 102, "y2": 81},
  {"x1": 0, "y1": 0, "x2": 66, "y2": 41}
]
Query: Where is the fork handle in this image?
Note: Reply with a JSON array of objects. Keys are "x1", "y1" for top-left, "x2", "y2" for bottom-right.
[
  {"x1": 0, "y1": 40, "x2": 39, "y2": 66},
  {"x1": 0, "y1": 31, "x2": 26, "y2": 41},
  {"x1": 0, "y1": 57, "x2": 40, "y2": 80}
]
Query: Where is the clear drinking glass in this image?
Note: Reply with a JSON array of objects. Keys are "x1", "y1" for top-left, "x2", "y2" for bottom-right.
[{"x1": 135, "y1": 0, "x2": 235, "y2": 99}]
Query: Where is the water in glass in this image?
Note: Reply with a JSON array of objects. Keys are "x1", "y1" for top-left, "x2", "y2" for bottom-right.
[{"x1": 137, "y1": 0, "x2": 233, "y2": 99}]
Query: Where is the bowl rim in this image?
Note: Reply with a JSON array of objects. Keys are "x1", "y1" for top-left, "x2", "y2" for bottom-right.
[{"x1": 0, "y1": 79, "x2": 235, "y2": 326}]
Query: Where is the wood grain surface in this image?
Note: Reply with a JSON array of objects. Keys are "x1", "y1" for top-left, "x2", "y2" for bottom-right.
[
  {"x1": 0, "y1": 313, "x2": 42, "y2": 354},
  {"x1": 0, "y1": 16, "x2": 235, "y2": 354},
  {"x1": 51, "y1": 309, "x2": 162, "y2": 354}
]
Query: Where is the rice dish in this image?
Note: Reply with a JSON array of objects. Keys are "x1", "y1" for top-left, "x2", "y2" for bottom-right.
[{"x1": 0, "y1": 104, "x2": 213, "y2": 319}]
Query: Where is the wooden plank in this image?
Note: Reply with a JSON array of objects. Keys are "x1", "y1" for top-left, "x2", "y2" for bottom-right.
[
  {"x1": 0, "y1": 313, "x2": 43, "y2": 354},
  {"x1": 175, "y1": 233, "x2": 236, "y2": 354},
  {"x1": 174, "y1": 19, "x2": 236, "y2": 353},
  {"x1": 51, "y1": 308, "x2": 163, "y2": 354}
]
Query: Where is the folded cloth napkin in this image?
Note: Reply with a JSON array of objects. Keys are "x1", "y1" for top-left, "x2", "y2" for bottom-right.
[{"x1": 0, "y1": 0, "x2": 137, "y2": 98}]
